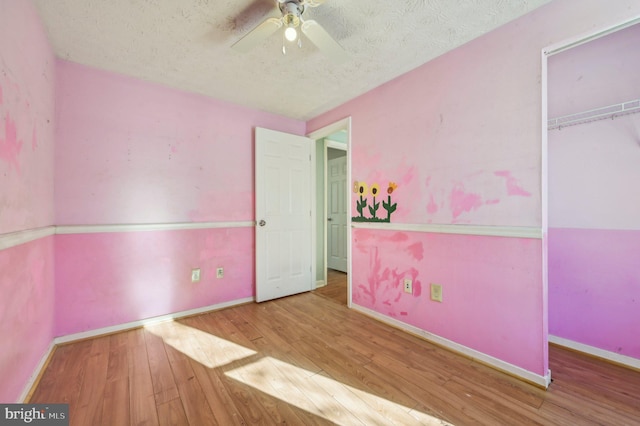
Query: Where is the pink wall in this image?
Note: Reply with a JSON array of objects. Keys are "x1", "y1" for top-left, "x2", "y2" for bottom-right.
[
  {"x1": 55, "y1": 228, "x2": 254, "y2": 335},
  {"x1": 353, "y1": 229, "x2": 544, "y2": 373},
  {"x1": 0, "y1": 238, "x2": 55, "y2": 402},
  {"x1": 0, "y1": 2, "x2": 55, "y2": 233},
  {"x1": 0, "y1": 1, "x2": 56, "y2": 402},
  {"x1": 549, "y1": 228, "x2": 640, "y2": 358},
  {"x1": 548, "y1": 114, "x2": 640, "y2": 230},
  {"x1": 548, "y1": 23, "x2": 640, "y2": 359},
  {"x1": 55, "y1": 60, "x2": 305, "y2": 225},
  {"x1": 54, "y1": 61, "x2": 304, "y2": 336},
  {"x1": 308, "y1": 0, "x2": 640, "y2": 377},
  {"x1": 547, "y1": 23, "x2": 640, "y2": 118}
]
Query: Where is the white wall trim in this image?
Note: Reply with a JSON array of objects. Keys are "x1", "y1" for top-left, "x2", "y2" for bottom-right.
[
  {"x1": 307, "y1": 117, "x2": 351, "y2": 141},
  {"x1": 326, "y1": 139, "x2": 347, "y2": 150},
  {"x1": 0, "y1": 226, "x2": 56, "y2": 250},
  {"x1": 543, "y1": 16, "x2": 640, "y2": 56},
  {"x1": 549, "y1": 335, "x2": 640, "y2": 371},
  {"x1": 315, "y1": 280, "x2": 326, "y2": 288},
  {"x1": 56, "y1": 221, "x2": 255, "y2": 234},
  {"x1": 54, "y1": 297, "x2": 254, "y2": 345},
  {"x1": 352, "y1": 222, "x2": 542, "y2": 239},
  {"x1": 19, "y1": 342, "x2": 56, "y2": 403},
  {"x1": 352, "y1": 304, "x2": 551, "y2": 388},
  {"x1": 1, "y1": 222, "x2": 255, "y2": 249}
]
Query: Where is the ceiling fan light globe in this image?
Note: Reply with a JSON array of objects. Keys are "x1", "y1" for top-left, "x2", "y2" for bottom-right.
[{"x1": 285, "y1": 27, "x2": 297, "y2": 42}]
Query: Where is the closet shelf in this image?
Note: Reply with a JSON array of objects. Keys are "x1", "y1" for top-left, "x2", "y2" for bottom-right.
[{"x1": 548, "y1": 98, "x2": 640, "y2": 130}]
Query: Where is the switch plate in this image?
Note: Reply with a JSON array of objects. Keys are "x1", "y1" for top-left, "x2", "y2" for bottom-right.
[
  {"x1": 191, "y1": 268, "x2": 201, "y2": 282},
  {"x1": 216, "y1": 267, "x2": 224, "y2": 279},
  {"x1": 431, "y1": 283, "x2": 443, "y2": 302},
  {"x1": 403, "y1": 278, "x2": 413, "y2": 294}
]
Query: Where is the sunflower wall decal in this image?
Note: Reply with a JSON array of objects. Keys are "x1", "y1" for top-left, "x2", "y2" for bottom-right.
[{"x1": 352, "y1": 181, "x2": 398, "y2": 223}]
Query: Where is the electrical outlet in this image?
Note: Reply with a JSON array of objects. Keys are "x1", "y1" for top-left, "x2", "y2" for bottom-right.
[
  {"x1": 216, "y1": 267, "x2": 224, "y2": 279},
  {"x1": 431, "y1": 283, "x2": 443, "y2": 302},
  {"x1": 191, "y1": 268, "x2": 201, "y2": 283},
  {"x1": 403, "y1": 278, "x2": 413, "y2": 294}
]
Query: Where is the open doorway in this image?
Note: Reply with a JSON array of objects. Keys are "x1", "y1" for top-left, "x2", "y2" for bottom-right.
[
  {"x1": 307, "y1": 118, "x2": 351, "y2": 307},
  {"x1": 543, "y1": 19, "x2": 640, "y2": 369},
  {"x1": 326, "y1": 141, "x2": 348, "y2": 273}
]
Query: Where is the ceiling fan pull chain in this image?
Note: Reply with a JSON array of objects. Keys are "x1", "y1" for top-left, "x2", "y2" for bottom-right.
[{"x1": 282, "y1": 33, "x2": 287, "y2": 55}]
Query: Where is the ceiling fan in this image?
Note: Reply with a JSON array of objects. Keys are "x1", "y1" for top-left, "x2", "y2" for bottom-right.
[{"x1": 231, "y1": 0, "x2": 349, "y2": 64}]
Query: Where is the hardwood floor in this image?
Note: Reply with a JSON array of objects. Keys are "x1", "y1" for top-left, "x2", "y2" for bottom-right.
[
  {"x1": 30, "y1": 273, "x2": 640, "y2": 425},
  {"x1": 313, "y1": 269, "x2": 348, "y2": 305}
]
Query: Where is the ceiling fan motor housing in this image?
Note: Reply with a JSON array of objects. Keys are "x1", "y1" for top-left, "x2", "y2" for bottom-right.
[{"x1": 280, "y1": 0, "x2": 305, "y2": 28}]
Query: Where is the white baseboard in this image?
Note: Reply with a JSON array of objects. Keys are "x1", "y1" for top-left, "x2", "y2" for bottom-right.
[
  {"x1": 315, "y1": 280, "x2": 326, "y2": 288},
  {"x1": 549, "y1": 335, "x2": 640, "y2": 371},
  {"x1": 19, "y1": 341, "x2": 56, "y2": 402},
  {"x1": 352, "y1": 304, "x2": 551, "y2": 388},
  {"x1": 54, "y1": 297, "x2": 254, "y2": 345}
]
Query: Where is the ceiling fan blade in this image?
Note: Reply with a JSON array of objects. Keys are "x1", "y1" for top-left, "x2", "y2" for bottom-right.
[
  {"x1": 232, "y1": 17, "x2": 283, "y2": 53},
  {"x1": 301, "y1": 19, "x2": 348, "y2": 64}
]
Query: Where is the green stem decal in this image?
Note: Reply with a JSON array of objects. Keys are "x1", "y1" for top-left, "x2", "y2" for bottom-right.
[
  {"x1": 356, "y1": 195, "x2": 368, "y2": 218},
  {"x1": 382, "y1": 194, "x2": 397, "y2": 221},
  {"x1": 368, "y1": 196, "x2": 380, "y2": 218}
]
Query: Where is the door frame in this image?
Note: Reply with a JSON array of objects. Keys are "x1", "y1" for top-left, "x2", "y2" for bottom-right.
[
  {"x1": 308, "y1": 117, "x2": 352, "y2": 308},
  {"x1": 541, "y1": 17, "x2": 640, "y2": 368},
  {"x1": 325, "y1": 142, "x2": 347, "y2": 273}
]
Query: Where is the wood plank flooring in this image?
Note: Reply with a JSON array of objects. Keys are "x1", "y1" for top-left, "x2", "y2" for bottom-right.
[
  {"x1": 30, "y1": 272, "x2": 640, "y2": 425},
  {"x1": 313, "y1": 269, "x2": 348, "y2": 306}
]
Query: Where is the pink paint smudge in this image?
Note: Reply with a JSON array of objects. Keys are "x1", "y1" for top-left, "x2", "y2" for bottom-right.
[
  {"x1": 0, "y1": 84, "x2": 3, "y2": 104},
  {"x1": 0, "y1": 113, "x2": 23, "y2": 173},
  {"x1": 400, "y1": 166, "x2": 416, "y2": 186},
  {"x1": 486, "y1": 199, "x2": 500, "y2": 205},
  {"x1": 387, "y1": 232, "x2": 409, "y2": 243},
  {"x1": 170, "y1": 145, "x2": 178, "y2": 154},
  {"x1": 494, "y1": 171, "x2": 531, "y2": 197},
  {"x1": 413, "y1": 281, "x2": 422, "y2": 297},
  {"x1": 427, "y1": 194, "x2": 438, "y2": 214},
  {"x1": 364, "y1": 247, "x2": 383, "y2": 304},
  {"x1": 425, "y1": 176, "x2": 432, "y2": 187},
  {"x1": 450, "y1": 183, "x2": 482, "y2": 218},
  {"x1": 406, "y1": 242, "x2": 424, "y2": 261}
]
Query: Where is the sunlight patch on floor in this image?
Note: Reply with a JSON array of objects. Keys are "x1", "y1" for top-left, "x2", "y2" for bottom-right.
[
  {"x1": 144, "y1": 320, "x2": 256, "y2": 369},
  {"x1": 226, "y1": 356, "x2": 453, "y2": 425},
  {"x1": 145, "y1": 320, "x2": 451, "y2": 424}
]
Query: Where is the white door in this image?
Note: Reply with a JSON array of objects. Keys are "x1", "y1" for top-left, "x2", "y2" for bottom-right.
[
  {"x1": 255, "y1": 127, "x2": 313, "y2": 302},
  {"x1": 327, "y1": 155, "x2": 348, "y2": 272}
]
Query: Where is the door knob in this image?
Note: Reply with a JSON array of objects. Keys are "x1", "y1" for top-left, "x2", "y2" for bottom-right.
[
  {"x1": 327, "y1": 218, "x2": 333, "y2": 221},
  {"x1": 259, "y1": 220, "x2": 266, "y2": 226}
]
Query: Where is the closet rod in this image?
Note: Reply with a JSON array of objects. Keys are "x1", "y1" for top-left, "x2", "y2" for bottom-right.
[{"x1": 548, "y1": 98, "x2": 640, "y2": 130}]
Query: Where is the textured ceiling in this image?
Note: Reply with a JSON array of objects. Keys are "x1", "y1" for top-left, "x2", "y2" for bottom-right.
[{"x1": 33, "y1": 0, "x2": 551, "y2": 120}]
